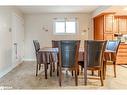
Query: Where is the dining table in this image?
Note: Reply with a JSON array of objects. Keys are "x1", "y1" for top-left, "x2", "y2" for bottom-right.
[
  {"x1": 40, "y1": 47, "x2": 84, "y2": 63},
  {"x1": 39, "y1": 47, "x2": 58, "y2": 77},
  {"x1": 39, "y1": 47, "x2": 114, "y2": 80}
]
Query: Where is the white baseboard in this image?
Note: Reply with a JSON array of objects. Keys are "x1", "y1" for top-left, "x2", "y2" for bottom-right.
[{"x1": 23, "y1": 58, "x2": 36, "y2": 61}]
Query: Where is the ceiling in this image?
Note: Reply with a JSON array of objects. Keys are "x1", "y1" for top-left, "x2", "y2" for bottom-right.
[
  {"x1": 103, "y1": 6, "x2": 127, "y2": 15},
  {"x1": 17, "y1": 6, "x2": 99, "y2": 14}
]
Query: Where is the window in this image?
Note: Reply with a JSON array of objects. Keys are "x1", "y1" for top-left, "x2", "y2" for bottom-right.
[{"x1": 54, "y1": 18, "x2": 77, "y2": 34}]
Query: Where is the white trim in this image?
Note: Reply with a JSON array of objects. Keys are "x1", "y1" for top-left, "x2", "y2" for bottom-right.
[
  {"x1": 23, "y1": 58, "x2": 36, "y2": 61},
  {"x1": 53, "y1": 18, "x2": 78, "y2": 35}
]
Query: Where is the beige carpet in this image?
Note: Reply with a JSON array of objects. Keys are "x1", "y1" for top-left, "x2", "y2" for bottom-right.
[{"x1": 0, "y1": 61, "x2": 127, "y2": 89}]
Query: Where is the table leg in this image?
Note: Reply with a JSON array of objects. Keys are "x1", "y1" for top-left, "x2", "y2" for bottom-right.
[
  {"x1": 44, "y1": 62, "x2": 48, "y2": 79},
  {"x1": 49, "y1": 54, "x2": 52, "y2": 77}
]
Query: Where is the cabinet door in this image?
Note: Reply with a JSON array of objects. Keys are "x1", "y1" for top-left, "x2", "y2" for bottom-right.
[
  {"x1": 118, "y1": 17, "x2": 127, "y2": 34},
  {"x1": 113, "y1": 17, "x2": 119, "y2": 34},
  {"x1": 94, "y1": 16, "x2": 104, "y2": 40},
  {"x1": 104, "y1": 33, "x2": 113, "y2": 40},
  {"x1": 104, "y1": 15, "x2": 114, "y2": 33}
]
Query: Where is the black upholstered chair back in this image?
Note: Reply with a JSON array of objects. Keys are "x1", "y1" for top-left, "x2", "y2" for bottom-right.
[
  {"x1": 52, "y1": 40, "x2": 60, "y2": 48},
  {"x1": 33, "y1": 40, "x2": 40, "y2": 53},
  {"x1": 106, "y1": 40, "x2": 120, "y2": 53},
  {"x1": 33, "y1": 40, "x2": 42, "y2": 75},
  {"x1": 33, "y1": 40, "x2": 41, "y2": 62},
  {"x1": 59, "y1": 40, "x2": 80, "y2": 68},
  {"x1": 84, "y1": 40, "x2": 106, "y2": 67}
]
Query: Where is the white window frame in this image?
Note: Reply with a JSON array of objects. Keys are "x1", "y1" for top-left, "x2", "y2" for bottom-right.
[{"x1": 53, "y1": 18, "x2": 77, "y2": 35}]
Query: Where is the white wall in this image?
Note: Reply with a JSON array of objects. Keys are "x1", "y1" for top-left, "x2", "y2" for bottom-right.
[
  {"x1": 24, "y1": 13, "x2": 92, "y2": 60},
  {"x1": 0, "y1": 7, "x2": 24, "y2": 78}
]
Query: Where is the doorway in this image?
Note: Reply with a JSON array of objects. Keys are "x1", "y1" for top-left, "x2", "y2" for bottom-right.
[{"x1": 12, "y1": 13, "x2": 24, "y2": 65}]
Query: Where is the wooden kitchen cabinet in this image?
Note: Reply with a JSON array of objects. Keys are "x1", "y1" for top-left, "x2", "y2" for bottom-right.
[
  {"x1": 118, "y1": 17, "x2": 127, "y2": 35},
  {"x1": 104, "y1": 14, "x2": 114, "y2": 33},
  {"x1": 94, "y1": 13, "x2": 127, "y2": 64},
  {"x1": 104, "y1": 33, "x2": 114, "y2": 40},
  {"x1": 94, "y1": 15, "x2": 104, "y2": 40},
  {"x1": 116, "y1": 43, "x2": 127, "y2": 64},
  {"x1": 94, "y1": 14, "x2": 127, "y2": 40},
  {"x1": 94, "y1": 13, "x2": 114, "y2": 40}
]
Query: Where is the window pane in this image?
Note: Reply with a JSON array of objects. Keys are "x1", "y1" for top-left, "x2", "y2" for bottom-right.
[
  {"x1": 66, "y1": 21, "x2": 76, "y2": 33},
  {"x1": 55, "y1": 22, "x2": 65, "y2": 33}
]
